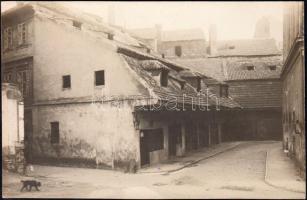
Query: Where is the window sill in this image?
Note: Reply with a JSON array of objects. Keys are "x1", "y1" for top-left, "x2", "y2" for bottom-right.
[
  {"x1": 94, "y1": 85, "x2": 105, "y2": 89},
  {"x1": 62, "y1": 88, "x2": 71, "y2": 91}
]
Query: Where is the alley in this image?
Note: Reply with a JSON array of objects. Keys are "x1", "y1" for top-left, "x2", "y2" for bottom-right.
[{"x1": 3, "y1": 141, "x2": 305, "y2": 199}]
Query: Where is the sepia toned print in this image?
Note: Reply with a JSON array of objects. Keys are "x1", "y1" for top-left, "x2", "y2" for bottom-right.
[{"x1": 1, "y1": 1, "x2": 305, "y2": 199}]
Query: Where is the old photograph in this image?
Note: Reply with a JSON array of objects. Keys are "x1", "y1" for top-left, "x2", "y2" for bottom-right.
[{"x1": 1, "y1": 1, "x2": 305, "y2": 199}]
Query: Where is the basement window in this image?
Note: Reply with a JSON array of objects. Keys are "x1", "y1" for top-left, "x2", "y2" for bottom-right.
[
  {"x1": 268, "y1": 65, "x2": 277, "y2": 70},
  {"x1": 62, "y1": 75, "x2": 71, "y2": 89},
  {"x1": 72, "y1": 20, "x2": 82, "y2": 29},
  {"x1": 51, "y1": 122, "x2": 59, "y2": 144},
  {"x1": 175, "y1": 46, "x2": 182, "y2": 57},
  {"x1": 246, "y1": 65, "x2": 255, "y2": 71},
  {"x1": 95, "y1": 70, "x2": 105, "y2": 86}
]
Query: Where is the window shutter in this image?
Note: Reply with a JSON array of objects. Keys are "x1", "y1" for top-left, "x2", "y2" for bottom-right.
[{"x1": 18, "y1": 24, "x2": 23, "y2": 45}]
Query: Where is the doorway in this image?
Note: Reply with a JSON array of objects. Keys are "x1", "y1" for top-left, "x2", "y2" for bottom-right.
[{"x1": 169, "y1": 123, "x2": 181, "y2": 156}]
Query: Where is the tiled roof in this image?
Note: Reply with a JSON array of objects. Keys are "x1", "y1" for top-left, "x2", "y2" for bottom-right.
[
  {"x1": 226, "y1": 59, "x2": 282, "y2": 81},
  {"x1": 214, "y1": 38, "x2": 281, "y2": 57},
  {"x1": 162, "y1": 29, "x2": 205, "y2": 42},
  {"x1": 172, "y1": 56, "x2": 282, "y2": 81},
  {"x1": 121, "y1": 54, "x2": 240, "y2": 109}
]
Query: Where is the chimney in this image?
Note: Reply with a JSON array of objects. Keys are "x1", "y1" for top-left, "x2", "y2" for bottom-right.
[
  {"x1": 155, "y1": 24, "x2": 162, "y2": 52},
  {"x1": 209, "y1": 24, "x2": 217, "y2": 55}
]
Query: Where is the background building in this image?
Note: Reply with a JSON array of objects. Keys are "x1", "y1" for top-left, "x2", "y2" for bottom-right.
[{"x1": 281, "y1": 1, "x2": 305, "y2": 177}]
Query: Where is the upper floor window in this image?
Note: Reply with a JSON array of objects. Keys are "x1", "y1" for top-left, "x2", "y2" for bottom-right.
[
  {"x1": 18, "y1": 23, "x2": 27, "y2": 45},
  {"x1": 72, "y1": 20, "x2": 82, "y2": 29},
  {"x1": 175, "y1": 46, "x2": 182, "y2": 57},
  {"x1": 220, "y1": 85, "x2": 229, "y2": 97},
  {"x1": 3, "y1": 27, "x2": 13, "y2": 50},
  {"x1": 62, "y1": 75, "x2": 71, "y2": 89},
  {"x1": 95, "y1": 70, "x2": 105, "y2": 86},
  {"x1": 16, "y1": 70, "x2": 30, "y2": 98}
]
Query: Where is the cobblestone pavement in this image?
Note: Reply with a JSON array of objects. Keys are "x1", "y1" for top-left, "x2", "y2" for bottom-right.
[{"x1": 2, "y1": 141, "x2": 305, "y2": 199}]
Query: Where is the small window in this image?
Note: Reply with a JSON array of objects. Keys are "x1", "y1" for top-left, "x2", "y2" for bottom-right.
[
  {"x1": 62, "y1": 75, "x2": 71, "y2": 89},
  {"x1": 160, "y1": 69, "x2": 168, "y2": 87},
  {"x1": 51, "y1": 122, "x2": 59, "y2": 144},
  {"x1": 107, "y1": 33, "x2": 114, "y2": 40},
  {"x1": 95, "y1": 70, "x2": 105, "y2": 86},
  {"x1": 72, "y1": 20, "x2": 82, "y2": 29},
  {"x1": 268, "y1": 65, "x2": 277, "y2": 70},
  {"x1": 246, "y1": 65, "x2": 254, "y2": 71},
  {"x1": 175, "y1": 46, "x2": 182, "y2": 57},
  {"x1": 146, "y1": 48, "x2": 151, "y2": 53},
  {"x1": 220, "y1": 85, "x2": 229, "y2": 97},
  {"x1": 162, "y1": 54, "x2": 165, "y2": 58}
]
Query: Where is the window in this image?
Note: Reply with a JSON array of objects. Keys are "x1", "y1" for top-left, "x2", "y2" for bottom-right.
[
  {"x1": 268, "y1": 65, "x2": 277, "y2": 70},
  {"x1": 175, "y1": 46, "x2": 182, "y2": 57},
  {"x1": 162, "y1": 54, "x2": 165, "y2": 58},
  {"x1": 3, "y1": 27, "x2": 13, "y2": 50},
  {"x1": 50, "y1": 122, "x2": 59, "y2": 144},
  {"x1": 17, "y1": 70, "x2": 30, "y2": 97},
  {"x1": 229, "y1": 45, "x2": 235, "y2": 49},
  {"x1": 62, "y1": 75, "x2": 71, "y2": 89},
  {"x1": 72, "y1": 20, "x2": 82, "y2": 29},
  {"x1": 18, "y1": 23, "x2": 27, "y2": 45},
  {"x1": 246, "y1": 65, "x2": 254, "y2": 71},
  {"x1": 107, "y1": 33, "x2": 114, "y2": 40},
  {"x1": 220, "y1": 85, "x2": 229, "y2": 97},
  {"x1": 160, "y1": 69, "x2": 168, "y2": 87},
  {"x1": 197, "y1": 78, "x2": 201, "y2": 92},
  {"x1": 146, "y1": 48, "x2": 151, "y2": 53},
  {"x1": 3, "y1": 72, "x2": 13, "y2": 82},
  {"x1": 95, "y1": 70, "x2": 105, "y2": 86}
]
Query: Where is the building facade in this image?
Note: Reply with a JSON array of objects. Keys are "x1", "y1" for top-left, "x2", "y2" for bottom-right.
[
  {"x1": 281, "y1": 1, "x2": 305, "y2": 177},
  {"x1": 1, "y1": 3, "x2": 240, "y2": 172}
]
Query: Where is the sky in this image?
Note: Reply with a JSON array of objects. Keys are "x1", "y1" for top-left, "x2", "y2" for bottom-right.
[{"x1": 1, "y1": 1, "x2": 284, "y2": 41}]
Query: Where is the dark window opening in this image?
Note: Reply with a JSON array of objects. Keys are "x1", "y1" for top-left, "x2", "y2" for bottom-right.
[
  {"x1": 175, "y1": 46, "x2": 182, "y2": 57},
  {"x1": 146, "y1": 48, "x2": 151, "y2": 53},
  {"x1": 220, "y1": 85, "x2": 229, "y2": 97},
  {"x1": 51, "y1": 122, "x2": 59, "y2": 144},
  {"x1": 246, "y1": 65, "x2": 254, "y2": 71},
  {"x1": 107, "y1": 33, "x2": 114, "y2": 40},
  {"x1": 197, "y1": 78, "x2": 201, "y2": 92},
  {"x1": 95, "y1": 70, "x2": 105, "y2": 86},
  {"x1": 268, "y1": 65, "x2": 277, "y2": 70},
  {"x1": 180, "y1": 82, "x2": 185, "y2": 90},
  {"x1": 72, "y1": 20, "x2": 82, "y2": 29},
  {"x1": 162, "y1": 54, "x2": 165, "y2": 58},
  {"x1": 160, "y1": 69, "x2": 168, "y2": 87},
  {"x1": 62, "y1": 75, "x2": 71, "y2": 89},
  {"x1": 146, "y1": 129, "x2": 164, "y2": 151}
]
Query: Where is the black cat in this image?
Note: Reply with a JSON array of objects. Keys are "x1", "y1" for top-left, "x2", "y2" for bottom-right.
[{"x1": 20, "y1": 180, "x2": 41, "y2": 192}]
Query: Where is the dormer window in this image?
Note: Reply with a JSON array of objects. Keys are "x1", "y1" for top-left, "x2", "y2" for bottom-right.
[
  {"x1": 107, "y1": 33, "x2": 114, "y2": 40},
  {"x1": 246, "y1": 65, "x2": 254, "y2": 71},
  {"x1": 72, "y1": 20, "x2": 82, "y2": 29},
  {"x1": 220, "y1": 85, "x2": 229, "y2": 97},
  {"x1": 197, "y1": 78, "x2": 201, "y2": 92},
  {"x1": 175, "y1": 46, "x2": 182, "y2": 57},
  {"x1": 268, "y1": 65, "x2": 277, "y2": 70},
  {"x1": 160, "y1": 69, "x2": 168, "y2": 87}
]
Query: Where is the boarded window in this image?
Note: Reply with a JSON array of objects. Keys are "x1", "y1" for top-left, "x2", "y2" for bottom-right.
[
  {"x1": 51, "y1": 122, "x2": 59, "y2": 144},
  {"x1": 62, "y1": 75, "x2": 71, "y2": 89},
  {"x1": 95, "y1": 70, "x2": 105, "y2": 86},
  {"x1": 72, "y1": 20, "x2": 82, "y2": 29},
  {"x1": 160, "y1": 69, "x2": 168, "y2": 87},
  {"x1": 175, "y1": 46, "x2": 182, "y2": 57},
  {"x1": 145, "y1": 129, "x2": 164, "y2": 152}
]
